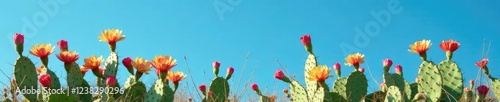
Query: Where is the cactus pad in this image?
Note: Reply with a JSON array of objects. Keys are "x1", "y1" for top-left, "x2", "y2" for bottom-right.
[
  {"x1": 417, "y1": 61, "x2": 442, "y2": 102},
  {"x1": 123, "y1": 76, "x2": 136, "y2": 89},
  {"x1": 365, "y1": 91, "x2": 385, "y2": 102},
  {"x1": 304, "y1": 54, "x2": 318, "y2": 100},
  {"x1": 208, "y1": 77, "x2": 230, "y2": 101},
  {"x1": 103, "y1": 52, "x2": 119, "y2": 77},
  {"x1": 333, "y1": 77, "x2": 347, "y2": 99},
  {"x1": 259, "y1": 96, "x2": 271, "y2": 102},
  {"x1": 13, "y1": 56, "x2": 38, "y2": 102},
  {"x1": 491, "y1": 78, "x2": 500, "y2": 100},
  {"x1": 145, "y1": 79, "x2": 174, "y2": 102},
  {"x1": 385, "y1": 86, "x2": 403, "y2": 102},
  {"x1": 40, "y1": 67, "x2": 62, "y2": 89},
  {"x1": 289, "y1": 81, "x2": 308, "y2": 102},
  {"x1": 345, "y1": 71, "x2": 368, "y2": 102},
  {"x1": 120, "y1": 81, "x2": 147, "y2": 101},
  {"x1": 437, "y1": 60, "x2": 463, "y2": 102}
]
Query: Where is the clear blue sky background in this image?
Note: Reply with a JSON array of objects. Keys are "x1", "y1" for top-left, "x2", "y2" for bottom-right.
[{"x1": 1, "y1": 0, "x2": 499, "y2": 101}]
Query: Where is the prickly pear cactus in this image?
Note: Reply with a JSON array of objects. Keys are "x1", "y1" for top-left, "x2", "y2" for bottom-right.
[
  {"x1": 437, "y1": 60, "x2": 463, "y2": 102},
  {"x1": 259, "y1": 96, "x2": 271, "y2": 102},
  {"x1": 328, "y1": 92, "x2": 346, "y2": 102},
  {"x1": 208, "y1": 77, "x2": 230, "y2": 102},
  {"x1": 145, "y1": 79, "x2": 174, "y2": 102},
  {"x1": 120, "y1": 80, "x2": 147, "y2": 101},
  {"x1": 13, "y1": 56, "x2": 38, "y2": 102},
  {"x1": 332, "y1": 77, "x2": 347, "y2": 99},
  {"x1": 123, "y1": 76, "x2": 136, "y2": 89},
  {"x1": 289, "y1": 81, "x2": 308, "y2": 102},
  {"x1": 345, "y1": 71, "x2": 367, "y2": 102},
  {"x1": 103, "y1": 52, "x2": 119, "y2": 78},
  {"x1": 385, "y1": 86, "x2": 403, "y2": 102},
  {"x1": 304, "y1": 54, "x2": 318, "y2": 101},
  {"x1": 46, "y1": 93, "x2": 78, "y2": 101},
  {"x1": 41, "y1": 68, "x2": 61, "y2": 88},
  {"x1": 417, "y1": 61, "x2": 442, "y2": 102},
  {"x1": 310, "y1": 83, "x2": 329, "y2": 102},
  {"x1": 490, "y1": 78, "x2": 500, "y2": 100},
  {"x1": 410, "y1": 82, "x2": 418, "y2": 99},
  {"x1": 383, "y1": 73, "x2": 411, "y2": 101},
  {"x1": 64, "y1": 63, "x2": 91, "y2": 101},
  {"x1": 365, "y1": 91, "x2": 385, "y2": 102}
]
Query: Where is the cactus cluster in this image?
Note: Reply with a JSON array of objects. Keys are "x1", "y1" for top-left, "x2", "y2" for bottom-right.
[{"x1": 4, "y1": 32, "x2": 500, "y2": 102}]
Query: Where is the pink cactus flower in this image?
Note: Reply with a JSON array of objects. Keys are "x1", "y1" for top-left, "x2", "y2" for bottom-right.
[
  {"x1": 122, "y1": 57, "x2": 133, "y2": 68},
  {"x1": 394, "y1": 65, "x2": 402, "y2": 74},
  {"x1": 57, "y1": 40, "x2": 68, "y2": 51},
  {"x1": 383, "y1": 59, "x2": 393, "y2": 68},
  {"x1": 14, "y1": 33, "x2": 24, "y2": 45},
  {"x1": 251, "y1": 83, "x2": 259, "y2": 91},
  {"x1": 300, "y1": 34, "x2": 311, "y2": 46},
  {"x1": 213, "y1": 61, "x2": 220, "y2": 69},
  {"x1": 39, "y1": 74, "x2": 52, "y2": 87},
  {"x1": 333, "y1": 63, "x2": 341, "y2": 71},
  {"x1": 106, "y1": 76, "x2": 117, "y2": 86},
  {"x1": 477, "y1": 85, "x2": 489, "y2": 95}
]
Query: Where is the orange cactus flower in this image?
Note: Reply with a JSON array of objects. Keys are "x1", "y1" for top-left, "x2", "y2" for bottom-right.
[
  {"x1": 29, "y1": 44, "x2": 55, "y2": 58},
  {"x1": 132, "y1": 57, "x2": 152, "y2": 74},
  {"x1": 306, "y1": 65, "x2": 331, "y2": 83},
  {"x1": 98, "y1": 29, "x2": 125, "y2": 44},
  {"x1": 166, "y1": 71, "x2": 186, "y2": 83},
  {"x1": 151, "y1": 55, "x2": 177, "y2": 73},
  {"x1": 344, "y1": 53, "x2": 365, "y2": 66},
  {"x1": 56, "y1": 51, "x2": 79, "y2": 63},
  {"x1": 408, "y1": 39, "x2": 432, "y2": 54},
  {"x1": 439, "y1": 40, "x2": 460, "y2": 52},
  {"x1": 82, "y1": 55, "x2": 103, "y2": 70},
  {"x1": 80, "y1": 67, "x2": 89, "y2": 73}
]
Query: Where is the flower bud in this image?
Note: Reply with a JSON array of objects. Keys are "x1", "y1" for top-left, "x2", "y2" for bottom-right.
[
  {"x1": 358, "y1": 68, "x2": 365, "y2": 73},
  {"x1": 225, "y1": 67, "x2": 234, "y2": 80},
  {"x1": 394, "y1": 64, "x2": 402, "y2": 75},
  {"x1": 39, "y1": 74, "x2": 52, "y2": 87},
  {"x1": 106, "y1": 76, "x2": 117, "y2": 86},
  {"x1": 57, "y1": 40, "x2": 69, "y2": 51}
]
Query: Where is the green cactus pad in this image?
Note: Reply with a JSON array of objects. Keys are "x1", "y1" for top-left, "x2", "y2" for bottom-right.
[
  {"x1": 145, "y1": 79, "x2": 174, "y2": 102},
  {"x1": 64, "y1": 63, "x2": 92, "y2": 102},
  {"x1": 437, "y1": 60, "x2": 463, "y2": 102},
  {"x1": 39, "y1": 67, "x2": 62, "y2": 89},
  {"x1": 309, "y1": 83, "x2": 329, "y2": 102},
  {"x1": 345, "y1": 71, "x2": 368, "y2": 102},
  {"x1": 304, "y1": 54, "x2": 318, "y2": 100},
  {"x1": 103, "y1": 52, "x2": 119, "y2": 78},
  {"x1": 383, "y1": 73, "x2": 411, "y2": 101},
  {"x1": 384, "y1": 86, "x2": 403, "y2": 102},
  {"x1": 46, "y1": 93, "x2": 78, "y2": 102},
  {"x1": 410, "y1": 82, "x2": 418, "y2": 100},
  {"x1": 123, "y1": 76, "x2": 136, "y2": 89},
  {"x1": 208, "y1": 77, "x2": 230, "y2": 102},
  {"x1": 13, "y1": 56, "x2": 38, "y2": 102},
  {"x1": 333, "y1": 77, "x2": 347, "y2": 99},
  {"x1": 259, "y1": 96, "x2": 271, "y2": 102},
  {"x1": 80, "y1": 80, "x2": 93, "y2": 102},
  {"x1": 120, "y1": 81, "x2": 147, "y2": 101},
  {"x1": 491, "y1": 78, "x2": 500, "y2": 100},
  {"x1": 417, "y1": 61, "x2": 442, "y2": 102},
  {"x1": 327, "y1": 92, "x2": 346, "y2": 102},
  {"x1": 365, "y1": 91, "x2": 385, "y2": 102},
  {"x1": 289, "y1": 81, "x2": 308, "y2": 102}
]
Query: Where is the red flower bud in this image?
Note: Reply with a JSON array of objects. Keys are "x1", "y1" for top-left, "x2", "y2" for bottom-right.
[
  {"x1": 333, "y1": 63, "x2": 341, "y2": 71},
  {"x1": 251, "y1": 83, "x2": 259, "y2": 91},
  {"x1": 274, "y1": 69, "x2": 285, "y2": 80},
  {"x1": 300, "y1": 34, "x2": 311, "y2": 46},
  {"x1": 227, "y1": 67, "x2": 234, "y2": 75},
  {"x1": 383, "y1": 59, "x2": 393, "y2": 68},
  {"x1": 199, "y1": 84, "x2": 206, "y2": 92},
  {"x1": 106, "y1": 76, "x2": 117, "y2": 86},
  {"x1": 394, "y1": 65, "x2": 402, "y2": 74},
  {"x1": 122, "y1": 57, "x2": 133, "y2": 68},
  {"x1": 57, "y1": 40, "x2": 68, "y2": 51},
  {"x1": 39, "y1": 74, "x2": 52, "y2": 87},
  {"x1": 213, "y1": 61, "x2": 220, "y2": 69},
  {"x1": 13, "y1": 33, "x2": 24, "y2": 45},
  {"x1": 477, "y1": 85, "x2": 489, "y2": 95}
]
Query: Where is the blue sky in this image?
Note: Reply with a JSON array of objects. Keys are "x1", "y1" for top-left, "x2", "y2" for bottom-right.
[{"x1": 1, "y1": 0, "x2": 499, "y2": 100}]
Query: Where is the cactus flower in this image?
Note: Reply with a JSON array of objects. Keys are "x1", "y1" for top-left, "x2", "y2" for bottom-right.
[
  {"x1": 151, "y1": 55, "x2": 177, "y2": 73},
  {"x1": 274, "y1": 69, "x2": 291, "y2": 83},
  {"x1": 14, "y1": 33, "x2": 24, "y2": 45},
  {"x1": 29, "y1": 44, "x2": 55, "y2": 58},
  {"x1": 83, "y1": 55, "x2": 103, "y2": 70},
  {"x1": 333, "y1": 63, "x2": 341, "y2": 77},
  {"x1": 251, "y1": 83, "x2": 260, "y2": 95},
  {"x1": 358, "y1": 68, "x2": 365, "y2": 73},
  {"x1": 300, "y1": 34, "x2": 313, "y2": 53},
  {"x1": 439, "y1": 40, "x2": 460, "y2": 52},
  {"x1": 394, "y1": 64, "x2": 402, "y2": 75},
  {"x1": 382, "y1": 59, "x2": 392, "y2": 72},
  {"x1": 475, "y1": 59, "x2": 488, "y2": 69},
  {"x1": 98, "y1": 29, "x2": 125, "y2": 52},
  {"x1": 306, "y1": 65, "x2": 331, "y2": 83},
  {"x1": 106, "y1": 76, "x2": 117, "y2": 86},
  {"x1": 80, "y1": 67, "x2": 89, "y2": 74},
  {"x1": 122, "y1": 57, "x2": 134, "y2": 75},
  {"x1": 226, "y1": 67, "x2": 235, "y2": 80},
  {"x1": 57, "y1": 40, "x2": 69, "y2": 52},
  {"x1": 408, "y1": 40, "x2": 431, "y2": 61},
  {"x1": 39, "y1": 74, "x2": 52, "y2": 87},
  {"x1": 132, "y1": 57, "x2": 152, "y2": 74},
  {"x1": 344, "y1": 53, "x2": 365, "y2": 68},
  {"x1": 477, "y1": 85, "x2": 489, "y2": 95},
  {"x1": 212, "y1": 61, "x2": 220, "y2": 76},
  {"x1": 56, "y1": 51, "x2": 79, "y2": 64},
  {"x1": 14, "y1": 33, "x2": 24, "y2": 55},
  {"x1": 199, "y1": 84, "x2": 206, "y2": 93},
  {"x1": 167, "y1": 71, "x2": 186, "y2": 92}
]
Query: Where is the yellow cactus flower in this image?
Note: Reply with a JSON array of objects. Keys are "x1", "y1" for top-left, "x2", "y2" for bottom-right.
[
  {"x1": 132, "y1": 57, "x2": 152, "y2": 74},
  {"x1": 56, "y1": 51, "x2": 79, "y2": 63},
  {"x1": 306, "y1": 65, "x2": 331, "y2": 83},
  {"x1": 98, "y1": 29, "x2": 125, "y2": 44},
  {"x1": 408, "y1": 39, "x2": 432, "y2": 54},
  {"x1": 83, "y1": 55, "x2": 103, "y2": 70},
  {"x1": 151, "y1": 55, "x2": 177, "y2": 73},
  {"x1": 166, "y1": 71, "x2": 186, "y2": 84},
  {"x1": 344, "y1": 53, "x2": 365, "y2": 66},
  {"x1": 29, "y1": 44, "x2": 55, "y2": 58}
]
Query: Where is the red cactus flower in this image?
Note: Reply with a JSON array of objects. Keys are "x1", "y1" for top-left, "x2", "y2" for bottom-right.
[
  {"x1": 394, "y1": 65, "x2": 402, "y2": 74},
  {"x1": 333, "y1": 63, "x2": 341, "y2": 71},
  {"x1": 106, "y1": 76, "x2": 117, "y2": 86},
  {"x1": 300, "y1": 34, "x2": 311, "y2": 46},
  {"x1": 227, "y1": 67, "x2": 234, "y2": 75},
  {"x1": 122, "y1": 57, "x2": 133, "y2": 68},
  {"x1": 39, "y1": 74, "x2": 52, "y2": 87},
  {"x1": 199, "y1": 84, "x2": 206, "y2": 92},
  {"x1": 383, "y1": 59, "x2": 393, "y2": 68},
  {"x1": 477, "y1": 85, "x2": 489, "y2": 95},
  {"x1": 251, "y1": 83, "x2": 259, "y2": 91},
  {"x1": 56, "y1": 51, "x2": 79, "y2": 64},
  {"x1": 57, "y1": 40, "x2": 69, "y2": 51},
  {"x1": 213, "y1": 61, "x2": 220, "y2": 69},
  {"x1": 14, "y1": 33, "x2": 24, "y2": 45},
  {"x1": 439, "y1": 40, "x2": 460, "y2": 52},
  {"x1": 475, "y1": 59, "x2": 488, "y2": 68},
  {"x1": 274, "y1": 69, "x2": 285, "y2": 80},
  {"x1": 80, "y1": 67, "x2": 89, "y2": 74}
]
